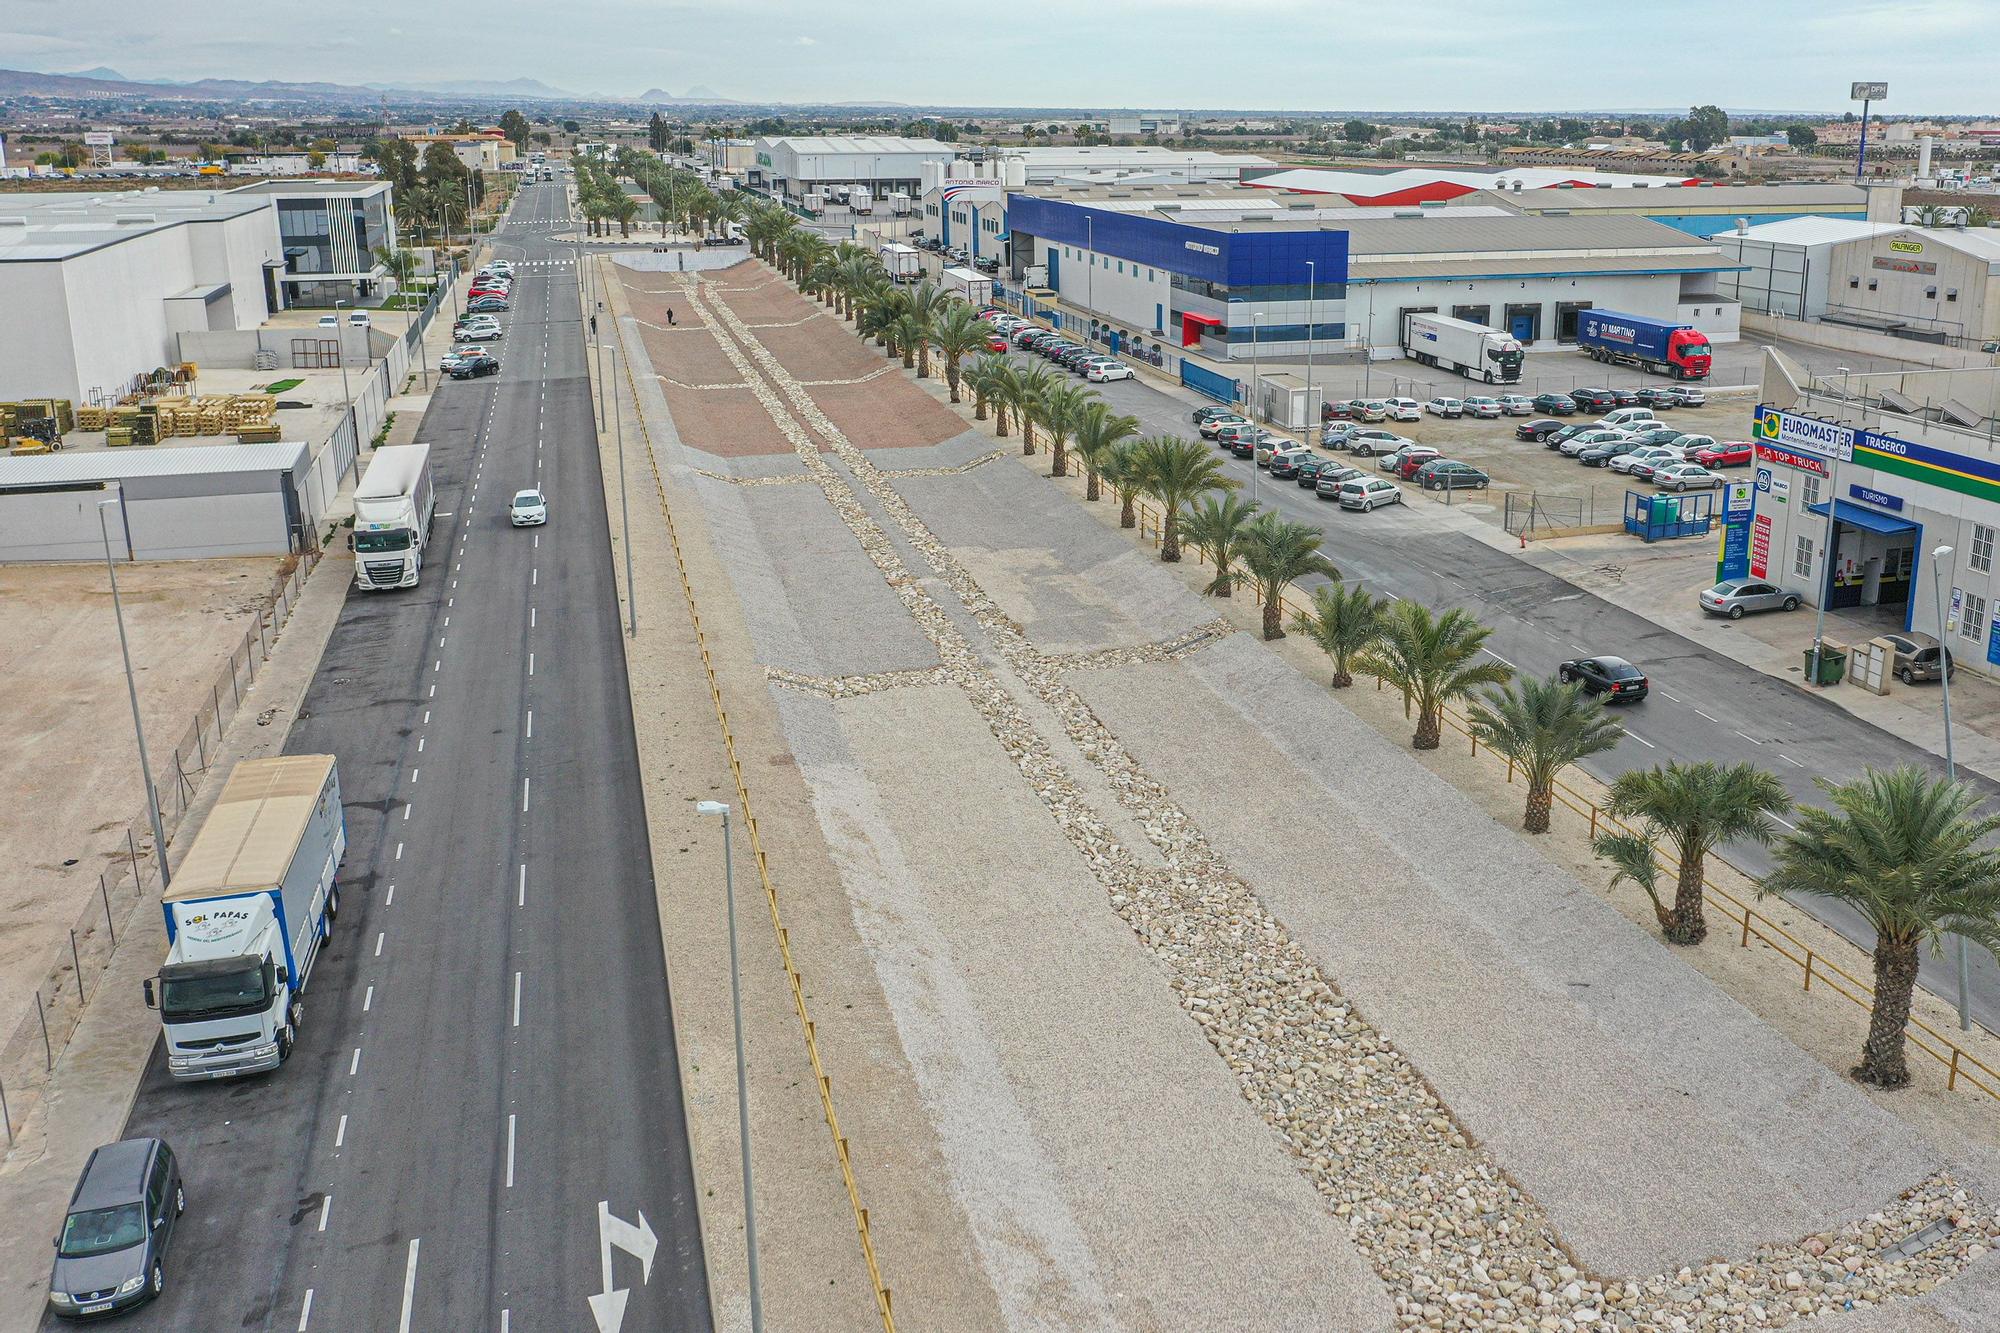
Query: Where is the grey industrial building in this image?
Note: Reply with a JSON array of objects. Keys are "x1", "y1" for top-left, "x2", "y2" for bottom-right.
[{"x1": 0, "y1": 442, "x2": 322, "y2": 563}]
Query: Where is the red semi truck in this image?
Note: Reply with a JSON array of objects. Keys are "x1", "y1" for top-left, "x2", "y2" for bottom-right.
[{"x1": 1574, "y1": 310, "x2": 1713, "y2": 380}]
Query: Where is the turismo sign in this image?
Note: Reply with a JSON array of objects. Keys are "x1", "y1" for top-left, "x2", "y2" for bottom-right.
[{"x1": 1752, "y1": 406, "x2": 1855, "y2": 463}]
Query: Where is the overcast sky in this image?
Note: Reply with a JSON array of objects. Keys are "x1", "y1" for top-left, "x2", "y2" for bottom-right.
[{"x1": 8, "y1": 0, "x2": 1997, "y2": 113}]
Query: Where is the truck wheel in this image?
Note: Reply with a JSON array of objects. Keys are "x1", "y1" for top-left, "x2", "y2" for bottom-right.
[
  {"x1": 327, "y1": 886, "x2": 339, "y2": 920},
  {"x1": 277, "y1": 1029, "x2": 294, "y2": 1064}
]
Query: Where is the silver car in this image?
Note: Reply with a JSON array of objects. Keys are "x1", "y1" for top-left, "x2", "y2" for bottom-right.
[{"x1": 1698, "y1": 579, "x2": 1800, "y2": 619}]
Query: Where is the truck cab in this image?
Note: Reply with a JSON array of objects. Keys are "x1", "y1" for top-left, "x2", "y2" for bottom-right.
[
  {"x1": 1666, "y1": 328, "x2": 1713, "y2": 379},
  {"x1": 152, "y1": 906, "x2": 300, "y2": 1079}
]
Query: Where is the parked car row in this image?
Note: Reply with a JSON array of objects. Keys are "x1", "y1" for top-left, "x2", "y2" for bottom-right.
[
  {"x1": 1522, "y1": 408, "x2": 1748, "y2": 490},
  {"x1": 993, "y1": 314, "x2": 1136, "y2": 383}
]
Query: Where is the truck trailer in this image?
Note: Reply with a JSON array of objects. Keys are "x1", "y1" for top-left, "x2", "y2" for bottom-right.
[
  {"x1": 352, "y1": 442, "x2": 436, "y2": 590},
  {"x1": 144, "y1": 755, "x2": 346, "y2": 1080},
  {"x1": 1402, "y1": 313, "x2": 1524, "y2": 384},
  {"x1": 1574, "y1": 309, "x2": 1712, "y2": 380},
  {"x1": 879, "y1": 242, "x2": 922, "y2": 284},
  {"x1": 941, "y1": 265, "x2": 994, "y2": 307}
]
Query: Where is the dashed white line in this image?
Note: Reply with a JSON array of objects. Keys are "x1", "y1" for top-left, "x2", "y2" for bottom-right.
[
  {"x1": 532, "y1": 567, "x2": 538, "y2": 586},
  {"x1": 395, "y1": 841, "x2": 404, "y2": 861},
  {"x1": 423, "y1": 710, "x2": 430, "y2": 725},
  {"x1": 512, "y1": 971, "x2": 523, "y2": 1027},
  {"x1": 298, "y1": 1289, "x2": 313, "y2": 1330},
  {"x1": 1484, "y1": 649, "x2": 1515, "y2": 669},
  {"x1": 385, "y1": 883, "x2": 395, "y2": 906},
  {"x1": 1780, "y1": 752, "x2": 1806, "y2": 768},
  {"x1": 530, "y1": 606, "x2": 537, "y2": 628},
  {"x1": 522, "y1": 777, "x2": 532, "y2": 812},
  {"x1": 334, "y1": 1114, "x2": 348, "y2": 1148},
  {"x1": 410, "y1": 767, "x2": 420, "y2": 785},
  {"x1": 317, "y1": 1195, "x2": 331, "y2": 1231},
  {"x1": 1772, "y1": 813, "x2": 1798, "y2": 831},
  {"x1": 1734, "y1": 729, "x2": 1761, "y2": 744},
  {"x1": 402, "y1": 804, "x2": 412, "y2": 821},
  {"x1": 526, "y1": 710, "x2": 534, "y2": 738},
  {"x1": 1657, "y1": 689, "x2": 1681, "y2": 702},
  {"x1": 429, "y1": 684, "x2": 437, "y2": 698},
  {"x1": 374, "y1": 932, "x2": 385, "y2": 957},
  {"x1": 1624, "y1": 730, "x2": 1657, "y2": 749},
  {"x1": 434, "y1": 659, "x2": 442, "y2": 673},
  {"x1": 528, "y1": 652, "x2": 535, "y2": 676},
  {"x1": 506, "y1": 1114, "x2": 517, "y2": 1187},
  {"x1": 1691, "y1": 707, "x2": 1718, "y2": 722},
  {"x1": 518, "y1": 863, "x2": 527, "y2": 907},
  {"x1": 362, "y1": 985, "x2": 374, "y2": 1012},
  {"x1": 397, "y1": 1240, "x2": 421, "y2": 1333}
]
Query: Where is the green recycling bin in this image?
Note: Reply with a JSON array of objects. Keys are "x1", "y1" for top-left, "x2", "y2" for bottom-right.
[{"x1": 1804, "y1": 644, "x2": 1846, "y2": 686}]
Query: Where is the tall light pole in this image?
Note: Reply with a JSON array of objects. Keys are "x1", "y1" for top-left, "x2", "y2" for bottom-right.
[
  {"x1": 1809, "y1": 368, "x2": 1852, "y2": 684},
  {"x1": 695, "y1": 800, "x2": 763, "y2": 1333},
  {"x1": 1932, "y1": 544, "x2": 1974, "y2": 1031},
  {"x1": 607, "y1": 342, "x2": 636, "y2": 636},
  {"x1": 1303, "y1": 259, "x2": 1317, "y2": 433},
  {"x1": 334, "y1": 298, "x2": 359, "y2": 486},
  {"x1": 594, "y1": 307, "x2": 608, "y2": 431},
  {"x1": 97, "y1": 495, "x2": 171, "y2": 889}
]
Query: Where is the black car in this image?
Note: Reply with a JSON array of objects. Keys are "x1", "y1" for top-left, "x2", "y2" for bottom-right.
[
  {"x1": 1530, "y1": 393, "x2": 1577, "y2": 415},
  {"x1": 1634, "y1": 387, "x2": 1679, "y2": 410},
  {"x1": 1577, "y1": 439, "x2": 1642, "y2": 467},
  {"x1": 1559, "y1": 655, "x2": 1649, "y2": 703},
  {"x1": 1056, "y1": 347, "x2": 1094, "y2": 370},
  {"x1": 1314, "y1": 465, "x2": 1366, "y2": 499},
  {"x1": 1515, "y1": 418, "x2": 1565, "y2": 442},
  {"x1": 1544, "y1": 424, "x2": 1588, "y2": 450},
  {"x1": 1192, "y1": 405, "x2": 1236, "y2": 425},
  {"x1": 1609, "y1": 386, "x2": 1644, "y2": 407},
  {"x1": 1269, "y1": 449, "x2": 1310, "y2": 479},
  {"x1": 1625, "y1": 427, "x2": 1683, "y2": 450},
  {"x1": 1412, "y1": 459, "x2": 1491, "y2": 491},
  {"x1": 464, "y1": 298, "x2": 509, "y2": 313},
  {"x1": 48, "y1": 1139, "x2": 183, "y2": 1319},
  {"x1": 450, "y1": 354, "x2": 500, "y2": 379},
  {"x1": 1569, "y1": 387, "x2": 1617, "y2": 413},
  {"x1": 1295, "y1": 455, "x2": 1334, "y2": 486}
]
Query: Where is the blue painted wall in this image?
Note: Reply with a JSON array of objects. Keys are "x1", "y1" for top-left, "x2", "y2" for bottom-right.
[{"x1": 1007, "y1": 194, "x2": 1349, "y2": 288}]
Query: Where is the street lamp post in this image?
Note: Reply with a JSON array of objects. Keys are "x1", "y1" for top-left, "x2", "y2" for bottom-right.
[
  {"x1": 96, "y1": 495, "x2": 172, "y2": 889},
  {"x1": 695, "y1": 800, "x2": 764, "y2": 1333},
  {"x1": 1932, "y1": 544, "x2": 1975, "y2": 1031},
  {"x1": 334, "y1": 298, "x2": 359, "y2": 487},
  {"x1": 1809, "y1": 368, "x2": 1852, "y2": 685}
]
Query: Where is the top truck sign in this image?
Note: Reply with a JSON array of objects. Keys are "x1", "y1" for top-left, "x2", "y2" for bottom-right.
[{"x1": 1752, "y1": 406, "x2": 1856, "y2": 462}]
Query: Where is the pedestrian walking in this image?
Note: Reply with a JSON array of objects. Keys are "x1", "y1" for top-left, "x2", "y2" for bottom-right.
[
  {"x1": 667, "y1": 308, "x2": 676, "y2": 326},
  {"x1": 590, "y1": 313, "x2": 598, "y2": 336}
]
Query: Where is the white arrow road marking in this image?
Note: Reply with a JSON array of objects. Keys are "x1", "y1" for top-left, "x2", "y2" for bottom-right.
[{"x1": 587, "y1": 1201, "x2": 658, "y2": 1333}]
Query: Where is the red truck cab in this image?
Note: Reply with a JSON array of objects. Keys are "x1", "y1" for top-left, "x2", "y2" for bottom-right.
[{"x1": 1668, "y1": 328, "x2": 1713, "y2": 379}]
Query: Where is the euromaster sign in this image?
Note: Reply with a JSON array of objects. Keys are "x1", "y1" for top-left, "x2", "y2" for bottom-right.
[{"x1": 1756, "y1": 404, "x2": 2000, "y2": 505}]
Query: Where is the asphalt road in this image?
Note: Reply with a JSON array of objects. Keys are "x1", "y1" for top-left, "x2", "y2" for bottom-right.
[
  {"x1": 89, "y1": 181, "x2": 712, "y2": 1332},
  {"x1": 1022, "y1": 349, "x2": 2000, "y2": 1032}
]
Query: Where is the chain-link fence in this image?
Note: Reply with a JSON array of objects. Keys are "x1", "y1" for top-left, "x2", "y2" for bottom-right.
[{"x1": 0, "y1": 545, "x2": 323, "y2": 1146}]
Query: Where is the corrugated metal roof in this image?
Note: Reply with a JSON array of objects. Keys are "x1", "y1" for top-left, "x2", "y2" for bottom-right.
[
  {"x1": 167, "y1": 755, "x2": 335, "y2": 901},
  {"x1": 1719, "y1": 217, "x2": 1912, "y2": 246},
  {"x1": 0, "y1": 441, "x2": 308, "y2": 486},
  {"x1": 760, "y1": 135, "x2": 953, "y2": 155},
  {"x1": 1353, "y1": 253, "x2": 1745, "y2": 281},
  {"x1": 1272, "y1": 211, "x2": 1721, "y2": 255}
]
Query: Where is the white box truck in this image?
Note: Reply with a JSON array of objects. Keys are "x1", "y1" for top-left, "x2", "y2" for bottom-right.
[
  {"x1": 352, "y1": 442, "x2": 436, "y2": 590},
  {"x1": 1402, "y1": 313, "x2": 1524, "y2": 384},
  {"x1": 942, "y1": 265, "x2": 993, "y2": 306},
  {"x1": 879, "y1": 242, "x2": 922, "y2": 284},
  {"x1": 144, "y1": 755, "x2": 346, "y2": 1080}
]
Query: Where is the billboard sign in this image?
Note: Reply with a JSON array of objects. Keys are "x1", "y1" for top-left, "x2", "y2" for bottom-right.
[
  {"x1": 83, "y1": 131, "x2": 115, "y2": 146},
  {"x1": 1754, "y1": 442, "x2": 1830, "y2": 477},
  {"x1": 1752, "y1": 406, "x2": 1855, "y2": 463},
  {"x1": 1851, "y1": 82, "x2": 1888, "y2": 101},
  {"x1": 1749, "y1": 514, "x2": 1772, "y2": 579}
]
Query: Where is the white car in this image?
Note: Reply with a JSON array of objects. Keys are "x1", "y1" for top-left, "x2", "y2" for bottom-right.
[
  {"x1": 1610, "y1": 446, "x2": 1685, "y2": 475},
  {"x1": 1382, "y1": 397, "x2": 1423, "y2": 422},
  {"x1": 1667, "y1": 433, "x2": 1718, "y2": 453},
  {"x1": 486, "y1": 261, "x2": 515, "y2": 277},
  {"x1": 1462, "y1": 396, "x2": 1503, "y2": 419},
  {"x1": 1559, "y1": 428, "x2": 1631, "y2": 457},
  {"x1": 1497, "y1": 394, "x2": 1536, "y2": 416},
  {"x1": 347, "y1": 311, "x2": 372, "y2": 328},
  {"x1": 510, "y1": 489, "x2": 549, "y2": 526},
  {"x1": 1339, "y1": 477, "x2": 1406, "y2": 512},
  {"x1": 456, "y1": 323, "x2": 503, "y2": 342},
  {"x1": 1652, "y1": 462, "x2": 1723, "y2": 491},
  {"x1": 439, "y1": 345, "x2": 489, "y2": 371},
  {"x1": 1599, "y1": 407, "x2": 1657, "y2": 430},
  {"x1": 316, "y1": 313, "x2": 340, "y2": 330},
  {"x1": 1084, "y1": 359, "x2": 1134, "y2": 383},
  {"x1": 1425, "y1": 396, "x2": 1464, "y2": 418}
]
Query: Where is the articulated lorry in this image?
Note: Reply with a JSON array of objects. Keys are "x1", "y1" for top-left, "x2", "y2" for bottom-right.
[
  {"x1": 941, "y1": 265, "x2": 993, "y2": 307},
  {"x1": 879, "y1": 241, "x2": 922, "y2": 284},
  {"x1": 144, "y1": 755, "x2": 346, "y2": 1080},
  {"x1": 352, "y1": 442, "x2": 436, "y2": 590},
  {"x1": 1575, "y1": 309, "x2": 1713, "y2": 380},
  {"x1": 1402, "y1": 313, "x2": 1524, "y2": 384}
]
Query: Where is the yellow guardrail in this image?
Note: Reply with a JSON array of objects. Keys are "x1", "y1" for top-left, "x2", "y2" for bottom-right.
[
  {"x1": 608, "y1": 313, "x2": 899, "y2": 1330},
  {"x1": 1125, "y1": 496, "x2": 2000, "y2": 1107}
]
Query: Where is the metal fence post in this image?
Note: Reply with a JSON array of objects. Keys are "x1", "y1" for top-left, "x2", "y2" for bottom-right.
[
  {"x1": 70, "y1": 931, "x2": 84, "y2": 1004},
  {"x1": 0, "y1": 1069, "x2": 13, "y2": 1147},
  {"x1": 101, "y1": 874, "x2": 115, "y2": 946},
  {"x1": 36, "y1": 991, "x2": 51, "y2": 1070},
  {"x1": 128, "y1": 828, "x2": 142, "y2": 892}
]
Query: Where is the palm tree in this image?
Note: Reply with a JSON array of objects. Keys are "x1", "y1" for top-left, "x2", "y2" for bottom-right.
[
  {"x1": 1072, "y1": 401, "x2": 1140, "y2": 502},
  {"x1": 890, "y1": 313, "x2": 928, "y2": 369},
  {"x1": 931, "y1": 305, "x2": 990, "y2": 402},
  {"x1": 986, "y1": 360, "x2": 1019, "y2": 437},
  {"x1": 1009, "y1": 363, "x2": 1058, "y2": 455},
  {"x1": 1468, "y1": 677, "x2": 1626, "y2": 833},
  {"x1": 1038, "y1": 382, "x2": 1094, "y2": 478},
  {"x1": 1964, "y1": 203, "x2": 1994, "y2": 229},
  {"x1": 1238, "y1": 513, "x2": 1337, "y2": 638},
  {"x1": 1102, "y1": 439, "x2": 1150, "y2": 529},
  {"x1": 904, "y1": 281, "x2": 952, "y2": 378},
  {"x1": 1762, "y1": 765, "x2": 2000, "y2": 1088},
  {"x1": 862, "y1": 286, "x2": 907, "y2": 354},
  {"x1": 1594, "y1": 761, "x2": 1791, "y2": 945},
  {"x1": 1134, "y1": 435, "x2": 1234, "y2": 562},
  {"x1": 962, "y1": 355, "x2": 1004, "y2": 422},
  {"x1": 1178, "y1": 494, "x2": 1261, "y2": 596},
  {"x1": 1355, "y1": 601, "x2": 1511, "y2": 751},
  {"x1": 612, "y1": 193, "x2": 639, "y2": 237},
  {"x1": 1290, "y1": 582, "x2": 1390, "y2": 689}
]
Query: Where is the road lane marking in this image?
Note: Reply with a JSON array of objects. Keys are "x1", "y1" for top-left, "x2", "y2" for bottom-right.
[
  {"x1": 1623, "y1": 730, "x2": 1657, "y2": 748},
  {"x1": 375, "y1": 932, "x2": 385, "y2": 957},
  {"x1": 1484, "y1": 649, "x2": 1515, "y2": 669},
  {"x1": 523, "y1": 777, "x2": 532, "y2": 811},
  {"x1": 1657, "y1": 689, "x2": 1680, "y2": 702},
  {"x1": 526, "y1": 710, "x2": 534, "y2": 739},
  {"x1": 429, "y1": 684, "x2": 436, "y2": 699},
  {"x1": 512, "y1": 971, "x2": 522, "y2": 1026},
  {"x1": 506, "y1": 1114, "x2": 517, "y2": 1187},
  {"x1": 1772, "y1": 813, "x2": 1798, "y2": 831},
  {"x1": 1734, "y1": 730, "x2": 1761, "y2": 744},
  {"x1": 411, "y1": 767, "x2": 420, "y2": 784},
  {"x1": 529, "y1": 652, "x2": 535, "y2": 675},
  {"x1": 362, "y1": 986, "x2": 373, "y2": 1012},
  {"x1": 1691, "y1": 707, "x2": 1718, "y2": 722},
  {"x1": 386, "y1": 883, "x2": 395, "y2": 905},
  {"x1": 417, "y1": 738, "x2": 425, "y2": 753},
  {"x1": 1780, "y1": 752, "x2": 1806, "y2": 768},
  {"x1": 518, "y1": 864, "x2": 527, "y2": 907},
  {"x1": 395, "y1": 842, "x2": 404, "y2": 861},
  {"x1": 434, "y1": 659, "x2": 442, "y2": 672},
  {"x1": 423, "y1": 711, "x2": 430, "y2": 725},
  {"x1": 403, "y1": 804, "x2": 412, "y2": 821},
  {"x1": 531, "y1": 606, "x2": 537, "y2": 628},
  {"x1": 533, "y1": 567, "x2": 538, "y2": 585},
  {"x1": 318, "y1": 1195, "x2": 331, "y2": 1231},
  {"x1": 397, "y1": 1240, "x2": 421, "y2": 1333},
  {"x1": 335, "y1": 1115, "x2": 347, "y2": 1148},
  {"x1": 298, "y1": 1289, "x2": 313, "y2": 1330}
]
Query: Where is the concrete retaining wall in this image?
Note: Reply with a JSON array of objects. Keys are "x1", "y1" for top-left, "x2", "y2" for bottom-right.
[{"x1": 1745, "y1": 312, "x2": 1997, "y2": 369}]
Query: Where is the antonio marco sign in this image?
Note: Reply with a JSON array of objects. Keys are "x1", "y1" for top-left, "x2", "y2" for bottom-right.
[{"x1": 1752, "y1": 406, "x2": 1855, "y2": 462}]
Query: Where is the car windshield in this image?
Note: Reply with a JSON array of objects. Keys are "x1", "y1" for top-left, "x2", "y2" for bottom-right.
[
  {"x1": 513, "y1": 492, "x2": 542, "y2": 508},
  {"x1": 59, "y1": 1204, "x2": 147, "y2": 1258},
  {"x1": 160, "y1": 961, "x2": 271, "y2": 1020},
  {"x1": 355, "y1": 529, "x2": 413, "y2": 553},
  {"x1": 1608, "y1": 663, "x2": 1644, "y2": 680}
]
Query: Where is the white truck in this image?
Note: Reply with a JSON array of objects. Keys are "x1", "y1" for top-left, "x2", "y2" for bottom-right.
[
  {"x1": 352, "y1": 442, "x2": 436, "y2": 590},
  {"x1": 879, "y1": 242, "x2": 922, "y2": 284},
  {"x1": 941, "y1": 265, "x2": 993, "y2": 306},
  {"x1": 1402, "y1": 312, "x2": 1524, "y2": 385},
  {"x1": 144, "y1": 755, "x2": 346, "y2": 1080}
]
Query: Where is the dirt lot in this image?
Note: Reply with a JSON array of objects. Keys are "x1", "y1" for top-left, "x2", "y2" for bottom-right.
[{"x1": 0, "y1": 558, "x2": 276, "y2": 1029}]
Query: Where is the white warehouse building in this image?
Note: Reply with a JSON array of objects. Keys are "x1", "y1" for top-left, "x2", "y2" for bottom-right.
[{"x1": 747, "y1": 135, "x2": 956, "y2": 207}]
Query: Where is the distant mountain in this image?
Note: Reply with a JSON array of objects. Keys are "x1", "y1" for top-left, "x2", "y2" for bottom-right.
[
  {"x1": 630, "y1": 86, "x2": 740, "y2": 105},
  {"x1": 684, "y1": 85, "x2": 723, "y2": 100},
  {"x1": 64, "y1": 66, "x2": 129, "y2": 82},
  {"x1": 409, "y1": 77, "x2": 576, "y2": 99}
]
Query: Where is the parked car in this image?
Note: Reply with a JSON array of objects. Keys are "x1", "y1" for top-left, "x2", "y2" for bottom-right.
[
  {"x1": 1623, "y1": 427, "x2": 1683, "y2": 450},
  {"x1": 1412, "y1": 459, "x2": 1491, "y2": 491},
  {"x1": 347, "y1": 311, "x2": 372, "y2": 328},
  {"x1": 47, "y1": 1138, "x2": 183, "y2": 1319},
  {"x1": 510, "y1": 488, "x2": 549, "y2": 526},
  {"x1": 1699, "y1": 579, "x2": 1800, "y2": 619},
  {"x1": 1497, "y1": 394, "x2": 1537, "y2": 416},
  {"x1": 465, "y1": 298, "x2": 509, "y2": 313},
  {"x1": 1531, "y1": 393, "x2": 1577, "y2": 415},
  {"x1": 1193, "y1": 405, "x2": 1238, "y2": 425},
  {"x1": 1382, "y1": 397, "x2": 1423, "y2": 422},
  {"x1": 1651, "y1": 462, "x2": 1723, "y2": 491},
  {"x1": 1254, "y1": 435, "x2": 1296, "y2": 466},
  {"x1": 1296, "y1": 455, "x2": 1335, "y2": 486},
  {"x1": 1609, "y1": 445, "x2": 1683, "y2": 475},
  {"x1": 1342, "y1": 429, "x2": 1405, "y2": 458},
  {"x1": 455, "y1": 323, "x2": 504, "y2": 342},
  {"x1": 1013, "y1": 327, "x2": 1053, "y2": 349},
  {"x1": 1339, "y1": 477, "x2": 1406, "y2": 511},
  {"x1": 448, "y1": 352, "x2": 500, "y2": 379},
  {"x1": 1384, "y1": 445, "x2": 1440, "y2": 476},
  {"x1": 1559, "y1": 428, "x2": 1631, "y2": 457},
  {"x1": 1667, "y1": 433, "x2": 1720, "y2": 455},
  {"x1": 1880, "y1": 631, "x2": 1956, "y2": 684},
  {"x1": 1217, "y1": 425, "x2": 1279, "y2": 457},
  {"x1": 1200, "y1": 413, "x2": 1249, "y2": 439},
  {"x1": 1084, "y1": 359, "x2": 1134, "y2": 383},
  {"x1": 1691, "y1": 441, "x2": 1754, "y2": 469},
  {"x1": 1268, "y1": 446, "x2": 1314, "y2": 478},
  {"x1": 1350, "y1": 400, "x2": 1390, "y2": 423},
  {"x1": 1609, "y1": 386, "x2": 1644, "y2": 407},
  {"x1": 1577, "y1": 438, "x2": 1644, "y2": 467},
  {"x1": 316, "y1": 313, "x2": 340, "y2": 330},
  {"x1": 1462, "y1": 396, "x2": 1504, "y2": 419},
  {"x1": 1666, "y1": 385, "x2": 1707, "y2": 407},
  {"x1": 1425, "y1": 395, "x2": 1465, "y2": 418},
  {"x1": 1633, "y1": 387, "x2": 1679, "y2": 410},
  {"x1": 1314, "y1": 465, "x2": 1367, "y2": 499},
  {"x1": 1323, "y1": 399, "x2": 1363, "y2": 421},
  {"x1": 1543, "y1": 424, "x2": 1589, "y2": 450},
  {"x1": 1559, "y1": 655, "x2": 1649, "y2": 702},
  {"x1": 1516, "y1": 418, "x2": 1566, "y2": 442},
  {"x1": 1568, "y1": 387, "x2": 1618, "y2": 413},
  {"x1": 1598, "y1": 407, "x2": 1658, "y2": 431}
]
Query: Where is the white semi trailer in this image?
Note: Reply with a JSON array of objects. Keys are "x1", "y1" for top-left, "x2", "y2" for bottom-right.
[
  {"x1": 352, "y1": 443, "x2": 436, "y2": 590},
  {"x1": 1402, "y1": 313, "x2": 1524, "y2": 384}
]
